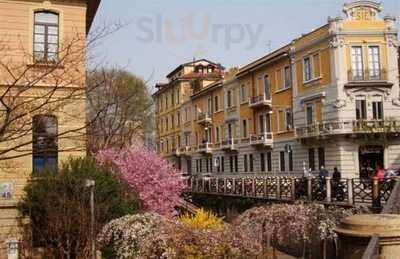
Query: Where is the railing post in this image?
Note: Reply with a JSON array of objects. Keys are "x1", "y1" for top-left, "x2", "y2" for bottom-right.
[
  {"x1": 372, "y1": 177, "x2": 381, "y2": 209},
  {"x1": 202, "y1": 178, "x2": 205, "y2": 193},
  {"x1": 208, "y1": 178, "x2": 212, "y2": 193},
  {"x1": 223, "y1": 178, "x2": 227, "y2": 194},
  {"x1": 347, "y1": 179, "x2": 353, "y2": 206},
  {"x1": 307, "y1": 177, "x2": 313, "y2": 201},
  {"x1": 291, "y1": 177, "x2": 296, "y2": 200},
  {"x1": 216, "y1": 177, "x2": 219, "y2": 193},
  {"x1": 276, "y1": 178, "x2": 281, "y2": 200},
  {"x1": 232, "y1": 178, "x2": 236, "y2": 194},
  {"x1": 241, "y1": 178, "x2": 245, "y2": 196},
  {"x1": 252, "y1": 178, "x2": 256, "y2": 197},
  {"x1": 326, "y1": 177, "x2": 332, "y2": 203},
  {"x1": 263, "y1": 177, "x2": 268, "y2": 198}
]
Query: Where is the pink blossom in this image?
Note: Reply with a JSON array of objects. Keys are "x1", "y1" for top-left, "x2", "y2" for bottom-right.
[{"x1": 97, "y1": 145, "x2": 186, "y2": 216}]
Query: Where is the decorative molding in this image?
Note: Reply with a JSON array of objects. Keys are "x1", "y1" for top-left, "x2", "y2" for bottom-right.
[
  {"x1": 333, "y1": 99, "x2": 347, "y2": 109},
  {"x1": 393, "y1": 99, "x2": 400, "y2": 107}
]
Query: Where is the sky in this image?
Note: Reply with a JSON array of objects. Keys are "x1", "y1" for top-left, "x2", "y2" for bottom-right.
[{"x1": 92, "y1": 0, "x2": 400, "y2": 90}]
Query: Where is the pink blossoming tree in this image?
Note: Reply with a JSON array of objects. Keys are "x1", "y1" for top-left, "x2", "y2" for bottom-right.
[{"x1": 97, "y1": 145, "x2": 186, "y2": 216}]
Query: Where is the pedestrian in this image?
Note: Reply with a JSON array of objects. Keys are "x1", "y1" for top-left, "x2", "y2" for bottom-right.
[
  {"x1": 333, "y1": 167, "x2": 341, "y2": 182},
  {"x1": 375, "y1": 165, "x2": 385, "y2": 181},
  {"x1": 319, "y1": 166, "x2": 329, "y2": 181}
]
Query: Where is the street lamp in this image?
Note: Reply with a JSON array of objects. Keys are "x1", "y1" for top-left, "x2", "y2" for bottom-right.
[{"x1": 85, "y1": 179, "x2": 96, "y2": 259}]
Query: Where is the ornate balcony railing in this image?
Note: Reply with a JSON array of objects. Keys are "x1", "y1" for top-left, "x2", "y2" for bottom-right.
[
  {"x1": 296, "y1": 120, "x2": 400, "y2": 139},
  {"x1": 179, "y1": 146, "x2": 192, "y2": 156},
  {"x1": 249, "y1": 94, "x2": 272, "y2": 108},
  {"x1": 250, "y1": 132, "x2": 273, "y2": 146},
  {"x1": 221, "y1": 138, "x2": 239, "y2": 151},
  {"x1": 196, "y1": 112, "x2": 212, "y2": 125},
  {"x1": 198, "y1": 142, "x2": 213, "y2": 154},
  {"x1": 347, "y1": 69, "x2": 387, "y2": 82}
]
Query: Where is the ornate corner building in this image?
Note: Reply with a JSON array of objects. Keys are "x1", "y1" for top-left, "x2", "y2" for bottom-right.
[{"x1": 154, "y1": 0, "x2": 400, "y2": 180}]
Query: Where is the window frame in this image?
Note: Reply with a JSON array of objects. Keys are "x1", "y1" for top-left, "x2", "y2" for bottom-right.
[
  {"x1": 303, "y1": 56, "x2": 313, "y2": 82},
  {"x1": 33, "y1": 11, "x2": 60, "y2": 63}
]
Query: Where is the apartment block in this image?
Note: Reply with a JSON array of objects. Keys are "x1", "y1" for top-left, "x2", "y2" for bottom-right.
[{"x1": 153, "y1": 0, "x2": 400, "y2": 180}]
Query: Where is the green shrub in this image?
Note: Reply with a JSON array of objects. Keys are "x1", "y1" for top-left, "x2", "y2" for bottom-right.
[{"x1": 18, "y1": 157, "x2": 139, "y2": 259}]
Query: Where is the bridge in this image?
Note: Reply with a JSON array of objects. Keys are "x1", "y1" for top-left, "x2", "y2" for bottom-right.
[{"x1": 185, "y1": 175, "x2": 396, "y2": 209}]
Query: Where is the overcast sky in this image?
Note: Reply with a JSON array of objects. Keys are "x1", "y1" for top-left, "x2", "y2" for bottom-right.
[{"x1": 92, "y1": 0, "x2": 400, "y2": 90}]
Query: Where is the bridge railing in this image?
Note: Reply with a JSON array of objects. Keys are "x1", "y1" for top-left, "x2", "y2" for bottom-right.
[{"x1": 185, "y1": 175, "x2": 394, "y2": 207}]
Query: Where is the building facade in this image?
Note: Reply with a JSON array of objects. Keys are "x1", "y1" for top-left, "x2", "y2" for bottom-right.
[
  {"x1": 154, "y1": 0, "x2": 400, "y2": 180},
  {"x1": 0, "y1": 0, "x2": 100, "y2": 257}
]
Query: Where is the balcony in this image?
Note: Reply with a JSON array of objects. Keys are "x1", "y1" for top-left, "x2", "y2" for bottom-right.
[
  {"x1": 221, "y1": 138, "x2": 238, "y2": 151},
  {"x1": 250, "y1": 132, "x2": 273, "y2": 147},
  {"x1": 179, "y1": 146, "x2": 192, "y2": 157},
  {"x1": 346, "y1": 69, "x2": 392, "y2": 88},
  {"x1": 296, "y1": 120, "x2": 400, "y2": 139},
  {"x1": 198, "y1": 142, "x2": 213, "y2": 154},
  {"x1": 196, "y1": 112, "x2": 212, "y2": 125},
  {"x1": 248, "y1": 94, "x2": 272, "y2": 108}
]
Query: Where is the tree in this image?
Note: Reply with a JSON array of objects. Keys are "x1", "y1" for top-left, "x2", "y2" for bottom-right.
[
  {"x1": 96, "y1": 145, "x2": 186, "y2": 216},
  {"x1": 87, "y1": 69, "x2": 153, "y2": 154},
  {"x1": 18, "y1": 157, "x2": 139, "y2": 259}
]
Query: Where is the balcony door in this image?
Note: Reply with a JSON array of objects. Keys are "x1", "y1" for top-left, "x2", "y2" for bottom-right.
[
  {"x1": 258, "y1": 114, "x2": 271, "y2": 134},
  {"x1": 351, "y1": 46, "x2": 364, "y2": 80},
  {"x1": 263, "y1": 75, "x2": 271, "y2": 99}
]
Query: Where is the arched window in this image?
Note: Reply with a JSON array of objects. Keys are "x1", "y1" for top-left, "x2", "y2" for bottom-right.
[
  {"x1": 33, "y1": 11, "x2": 59, "y2": 63},
  {"x1": 32, "y1": 115, "x2": 58, "y2": 174}
]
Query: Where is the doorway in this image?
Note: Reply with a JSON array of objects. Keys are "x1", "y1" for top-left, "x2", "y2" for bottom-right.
[{"x1": 359, "y1": 145, "x2": 384, "y2": 179}]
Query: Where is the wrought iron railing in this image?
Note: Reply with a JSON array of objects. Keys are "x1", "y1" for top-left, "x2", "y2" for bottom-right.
[
  {"x1": 250, "y1": 132, "x2": 273, "y2": 145},
  {"x1": 348, "y1": 69, "x2": 387, "y2": 82},
  {"x1": 296, "y1": 120, "x2": 400, "y2": 139},
  {"x1": 185, "y1": 176, "x2": 394, "y2": 208},
  {"x1": 249, "y1": 94, "x2": 272, "y2": 107}
]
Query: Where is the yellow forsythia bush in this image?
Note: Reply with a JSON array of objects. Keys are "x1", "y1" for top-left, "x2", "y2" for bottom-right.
[{"x1": 179, "y1": 208, "x2": 224, "y2": 230}]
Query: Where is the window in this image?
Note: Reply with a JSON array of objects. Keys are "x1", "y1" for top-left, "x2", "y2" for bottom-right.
[
  {"x1": 368, "y1": 46, "x2": 381, "y2": 80},
  {"x1": 318, "y1": 147, "x2": 325, "y2": 170},
  {"x1": 165, "y1": 117, "x2": 169, "y2": 130},
  {"x1": 304, "y1": 57, "x2": 313, "y2": 82},
  {"x1": 285, "y1": 108, "x2": 293, "y2": 130},
  {"x1": 356, "y1": 98, "x2": 367, "y2": 120},
  {"x1": 207, "y1": 97, "x2": 212, "y2": 114},
  {"x1": 214, "y1": 95, "x2": 219, "y2": 112},
  {"x1": 228, "y1": 123, "x2": 233, "y2": 139},
  {"x1": 351, "y1": 46, "x2": 364, "y2": 80},
  {"x1": 278, "y1": 110, "x2": 284, "y2": 132},
  {"x1": 171, "y1": 93, "x2": 175, "y2": 107},
  {"x1": 206, "y1": 158, "x2": 209, "y2": 173},
  {"x1": 221, "y1": 156, "x2": 225, "y2": 172},
  {"x1": 177, "y1": 112, "x2": 181, "y2": 126},
  {"x1": 280, "y1": 151, "x2": 285, "y2": 172},
  {"x1": 176, "y1": 89, "x2": 180, "y2": 104},
  {"x1": 306, "y1": 104, "x2": 314, "y2": 125},
  {"x1": 259, "y1": 115, "x2": 265, "y2": 133},
  {"x1": 240, "y1": 85, "x2": 247, "y2": 103},
  {"x1": 234, "y1": 155, "x2": 238, "y2": 172},
  {"x1": 372, "y1": 99, "x2": 383, "y2": 120},
  {"x1": 308, "y1": 148, "x2": 315, "y2": 171},
  {"x1": 230, "y1": 156, "x2": 234, "y2": 172},
  {"x1": 227, "y1": 90, "x2": 232, "y2": 108},
  {"x1": 289, "y1": 151, "x2": 293, "y2": 171},
  {"x1": 242, "y1": 120, "x2": 247, "y2": 138},
  {"x1": 284, "y1": 66, "x2": 291, "y2": 88},
  {"x1": 267, "y1": 152, "x2": 272, "y2": 172},
  {"x1": 244, "y1": 155, "x2": 248, "y2": 172},
  {"x1": 34, "y1": 11, "x2": 59, "y2": 63},
  {"x1": 171, "y1": 115, "x2": 174, "y2": 129},
  {"x1": 263, "y1": 75, "x2": 271, "y2": 99},
  {"x1": 199, "y1": 159, "x2": 203, "y2": 172},
  {"x1": 249, "y1": 154, "x2": 254, "y2": 172},
  {"x1": 260, "y1": 153, "x2": 266, "y2": 172},
  {"x1": 33, "y1": 115, "x2": 58, "y2": 174},
  {"x1": 215, "y1": 126, "x2": 220, "y2": 143}
]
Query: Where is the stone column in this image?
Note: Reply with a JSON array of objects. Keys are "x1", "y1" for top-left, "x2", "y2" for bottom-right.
[{"x1": 335, "y1": 214, "x2": 400, "y2": 259}]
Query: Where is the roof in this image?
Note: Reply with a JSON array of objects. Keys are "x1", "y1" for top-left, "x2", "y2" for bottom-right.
[
  {"x1": 237, "y1": 44, "x2": 291, "y2": 77},
  {"x1": 86, "y1": 0, "x2": 101, "y2": 33},
  {"x1": 166, "y1": 59, "x2": 224, "y2": 79}
]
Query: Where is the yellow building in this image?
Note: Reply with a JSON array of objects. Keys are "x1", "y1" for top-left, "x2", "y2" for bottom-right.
[
  {"x1": 154, "y1": 0, "x2": 400, "y2": 179},
  {"x1": 0, "y1": 0, "x2": 100, "y2": 256}
]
